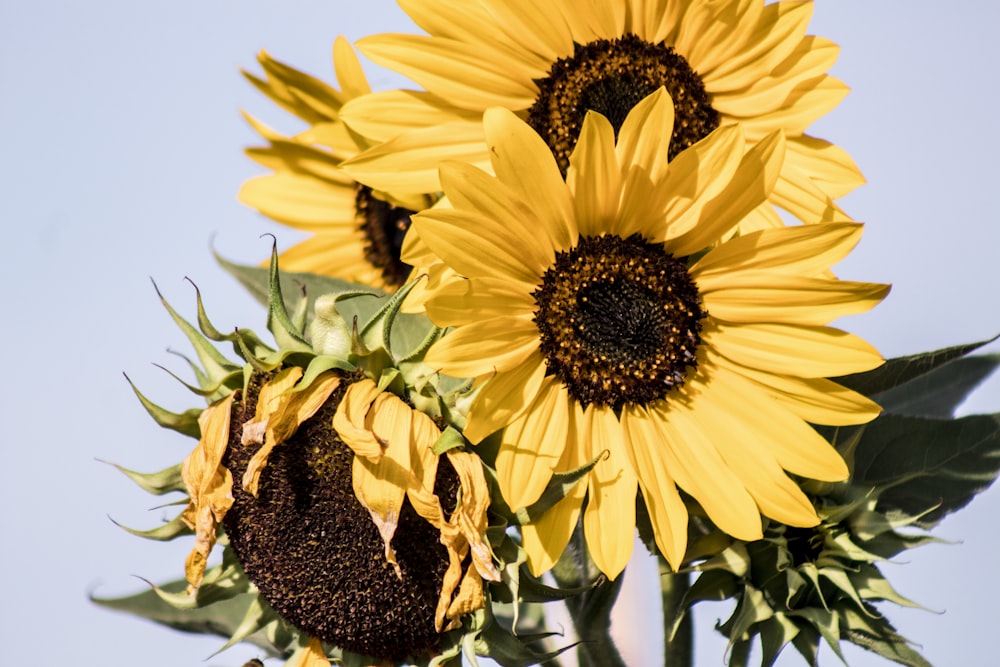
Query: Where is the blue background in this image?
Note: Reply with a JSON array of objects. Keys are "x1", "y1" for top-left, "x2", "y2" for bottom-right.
[{"x1": 1, "y1": 1, "x2": 997, "y2": 665}]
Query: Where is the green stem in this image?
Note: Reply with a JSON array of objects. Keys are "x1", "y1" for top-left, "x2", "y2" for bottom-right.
[
  {"x1": 550, "y1": 524, "x2": 627, "y2": 667},
  {"x1": 659, "y1": 558, "x2": 693, "y2": 667}
]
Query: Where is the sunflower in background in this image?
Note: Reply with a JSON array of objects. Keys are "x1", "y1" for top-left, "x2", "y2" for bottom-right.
[
  {"x1": 239, "y1": 36, "x2": 436, "y2": 290},
  {"x1": 413, "y1": 89, "x2": 888, "y2": 579},
  {"x1": 339, "y1": 0, "x2": 863, "y2": 232}
]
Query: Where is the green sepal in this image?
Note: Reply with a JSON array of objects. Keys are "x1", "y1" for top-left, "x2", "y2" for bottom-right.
[
  {"x1": 124, "y1": 375, "x2": 202, "y2": 438},
  {"x1": 215, "y1": 248, "x2": 384, "y2": 334},
  {"x1": 109, "y1": 513, "x2": 192, "y2": 542},
  {"x1": 153, "y1": 363, "x2": 239, "y2": 400},
  {"x1": 261, "y1": 238, "x2": 312, "y2": 351},
  {"x1": 465, "y1": 606, "x2": 576, "y2": 667},
  {"x1": 834, "y1": 334, "x2": 998, "y2": 398},
  {"x1": 144, "y1": 548, "x2": 251, "y2": 610},
  {"x1": 185, "y1": 277, "x2": 275, "y2": 362},
  {"x1": 151, "y1": 279, "x2": 242, "y2": 384},
  {"x1": 347, "y1": 276, "x2": 438, "y2": 365},
  {"x1": 433, "y1": 426, "x2": 467, "y2": 455},
  {"x1": 839, "y1": 604, "x2": 932, "y2": 667},
  {"x1": 101, "y1": 461, "x2": 184, "y2": 495}
]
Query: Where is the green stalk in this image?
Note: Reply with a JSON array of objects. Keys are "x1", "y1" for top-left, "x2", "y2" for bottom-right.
[
  {"x1": 550, "y1": 523, "x2": 627, "y2": 667},
  {"x1": 659, "y1": 558, "x2": 693, "y2": 667}
]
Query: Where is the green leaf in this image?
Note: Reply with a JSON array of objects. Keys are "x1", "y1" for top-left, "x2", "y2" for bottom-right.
[
  {"x1": 852, "y1": 413, "x2": 1000, "y2": 526},
  {"x1": 874, "y1": 353, "x2": 1000, "y2": 418},
  {"x1": 92, "y1": 581, "x2": 289, "y2": 658},
  {"x1": 834, "y1": 335, "x2": 998, "y2": 397}
]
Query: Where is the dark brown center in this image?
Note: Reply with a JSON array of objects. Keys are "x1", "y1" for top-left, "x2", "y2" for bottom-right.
[
  {"x1": 532, "y1": 234, "x2": 705, "y2": 409},
  {"x1": 527, "y1": 34, "x2": 720, "y2": 173},
  {"x1": 221, "y1": 371, "x2": 459, "y2": 661},
  {"x1": 355, "y1": 185, "x2": 415, "y2": 288}
]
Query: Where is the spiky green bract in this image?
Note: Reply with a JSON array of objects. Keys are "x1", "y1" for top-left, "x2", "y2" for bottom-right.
[
  {"x1": 677, "y1": 339, "x2": 1000, "y2": 666},
  {"x1": 101, "y1": 244, "x2": 588, "y2": 666}
]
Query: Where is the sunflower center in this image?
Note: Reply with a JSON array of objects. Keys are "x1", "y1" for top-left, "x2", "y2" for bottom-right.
[
  {"x1": 527, "y1": 33, "x2": 719, "y2": 174},
  {"x1": 222, "y1": 371, "x2": 459, "y2": 660},
  {"x1": 355, "y1": 184, "x2": 414, "y2": 288},
  {"x1": 532, "y1": 234, "x2": 705, "y2": 409}
]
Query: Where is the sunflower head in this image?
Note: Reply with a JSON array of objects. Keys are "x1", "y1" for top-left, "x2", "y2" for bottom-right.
[
  {"x1": 412, "y1": 88, "x2": 887, "y2": 580},
  {"x1": 682, "y1": 486, "x2": 937, "y2": 667},
  {"x1": 239, "y1": 38, "x2": 438, "y2": 290}
]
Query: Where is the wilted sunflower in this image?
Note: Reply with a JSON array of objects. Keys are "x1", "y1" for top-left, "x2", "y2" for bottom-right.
[
  {"x1": 112, "y1": 262, "x2": 502, "y2": 665},
  {"x1": 341, "y1": 0, "x2": 861, "y2": 229},
  {"x1": 413, "y1": 89, "x2": 888, "y2": 580},
  {"x1": 239, "y1": 37, "x2": 435, "y2": 289}
]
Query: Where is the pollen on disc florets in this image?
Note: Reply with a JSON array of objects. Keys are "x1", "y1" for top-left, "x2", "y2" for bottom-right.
[
  {"x1": 528, "y1": 33, "x2": 720, "y2": 173},
  {"x1": 532, "y1": 234, "x2": 705, "y2": 410},
  {"x1": 355, "y1": 184, "x2": 415, "y2": 288},
  {"x1": 221, "y1": 371, "x2": 460, "y2": 661}
]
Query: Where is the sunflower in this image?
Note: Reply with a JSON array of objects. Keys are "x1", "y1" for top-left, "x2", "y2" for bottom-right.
[
  {"x1": 123, "y1": 258, "x2": 503, "y2": 663},
  {"x1": 340, "y1": 0, "x2": 863, "y2": 230},
  {"x1": 239, "y1": 37, "x2": 435, "y2": 289},
  {"x1": 413, "y1": 89, "x2": 888, "y2": 580}
]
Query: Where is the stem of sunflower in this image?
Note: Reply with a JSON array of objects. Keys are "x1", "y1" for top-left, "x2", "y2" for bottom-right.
[
  {"x1": 550, "y1": 522, "x2": 626, "y2": 667},
  {"x1": 659, "y1": 559, "x2": 693, "y2": 667}
]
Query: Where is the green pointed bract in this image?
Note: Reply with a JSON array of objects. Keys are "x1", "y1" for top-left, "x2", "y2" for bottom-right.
[
  {"x1": 102, "y1": 460, "x2": 185, "y2": 495},
  {"x1": 110, "y1": 513, "x2": 192, "y2": 542},
  {"x1": 125, "y1": 375, "x2": 202, "y2": 438}
]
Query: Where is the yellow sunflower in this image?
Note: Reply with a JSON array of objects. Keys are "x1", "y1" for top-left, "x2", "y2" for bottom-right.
[
  {"x1": 413, "y1": 89, "x2": 888, "y2": 580},
  {"x1": 340, "y1": 0, "x2": 863, "y2": 230},
  {"x1": 239, "y1": 37, "x2": 435, "y2": 289}
]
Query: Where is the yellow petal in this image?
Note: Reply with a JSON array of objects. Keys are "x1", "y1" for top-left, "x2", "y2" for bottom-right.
[
  {"x1": 342, "y1": 120, "x2": 490, "y2": 194},
  {"x1": 616, "y1": 87, "x2": 675, "y2": 188},
  {"x1": 699, "y1": 273, "x2": 890, "y2": 326},
  {"x1": 423, "y1": 276, "x2": 536, "y2": 326},
  {"x1": 238, "y1": 172, "x2": 357, "y2": 229},
  {"x1": 582, "y1": 405, "x2": 637, "y2": 579},
  {"x1": 785, "y1": 134, "x2": 865, "y2": 199},
  {"x1": 667, "y1": 130, "x2": 786, "y2": 257},
  {"x1": 332, "y1": 378, "x2": 384, "y2": 459},
  {"x1": 692, "y1": 222, "x2": 864, "y2": 278},
  {"x1": 180, "y1": 393, "x2": 236, "y2": 592},
  {"x1": 332, "y1": 36, "x2": 371, "y2": 100},
  {"x1": 717, "y1": 357, "x2": 882, "y2": 426},
  {"x1": 340, "y1": 89, "x2": 473, "y2": 143},
  {"x1": 692, "y1": 385, "x2": 821, "y2": 527},
  {"x1": 621, "y1": 406, "x2": 688, "y2": 571},
  {"x1": 287, "y1": 637, "x2": 331, "y2": 667},
  {"x1": 705, "y1": 322, "x2": 884, "y2": 378},
  {"x1": 357, "y1": 34, "x2": 536, "y2": 109},
  {"x1": 439, "y1": 160, "x2": 556, "y2": 274},
  {"x1": 495, "y1": 378, "x2": 570, "y2": 510},
  {"x1": 243, "y1": 372, "x2": 341, "y2": 496},
  {"x1": 521, "y1": 400, "x2": 587, "y2": 576},
  {"x1": 704, "y1": 365, "x2": 850, "y2": 482},
  {"x1": 647, "y1": 400, "x2": 763, "y2": 541},
  {"x1": 483, "y1": 107, "x2": 577, "y2": 251},
  {"x1": 462, "y1": 355, "x2": 548, "y2": 443},
  {"x1": 413, "y1": 207, "x2": 544, "y2": 286},
  {"x1": 424, "y1": 315, "x2": 539, "y2": 378},
  {"x1": 568, "y1": 110, "x2": 622, "y2": 238}
]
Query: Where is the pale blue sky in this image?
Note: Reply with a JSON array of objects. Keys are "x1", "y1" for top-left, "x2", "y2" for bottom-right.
[{"x1": 1, "y1": 2, "x2": 997, "y2": 666}]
